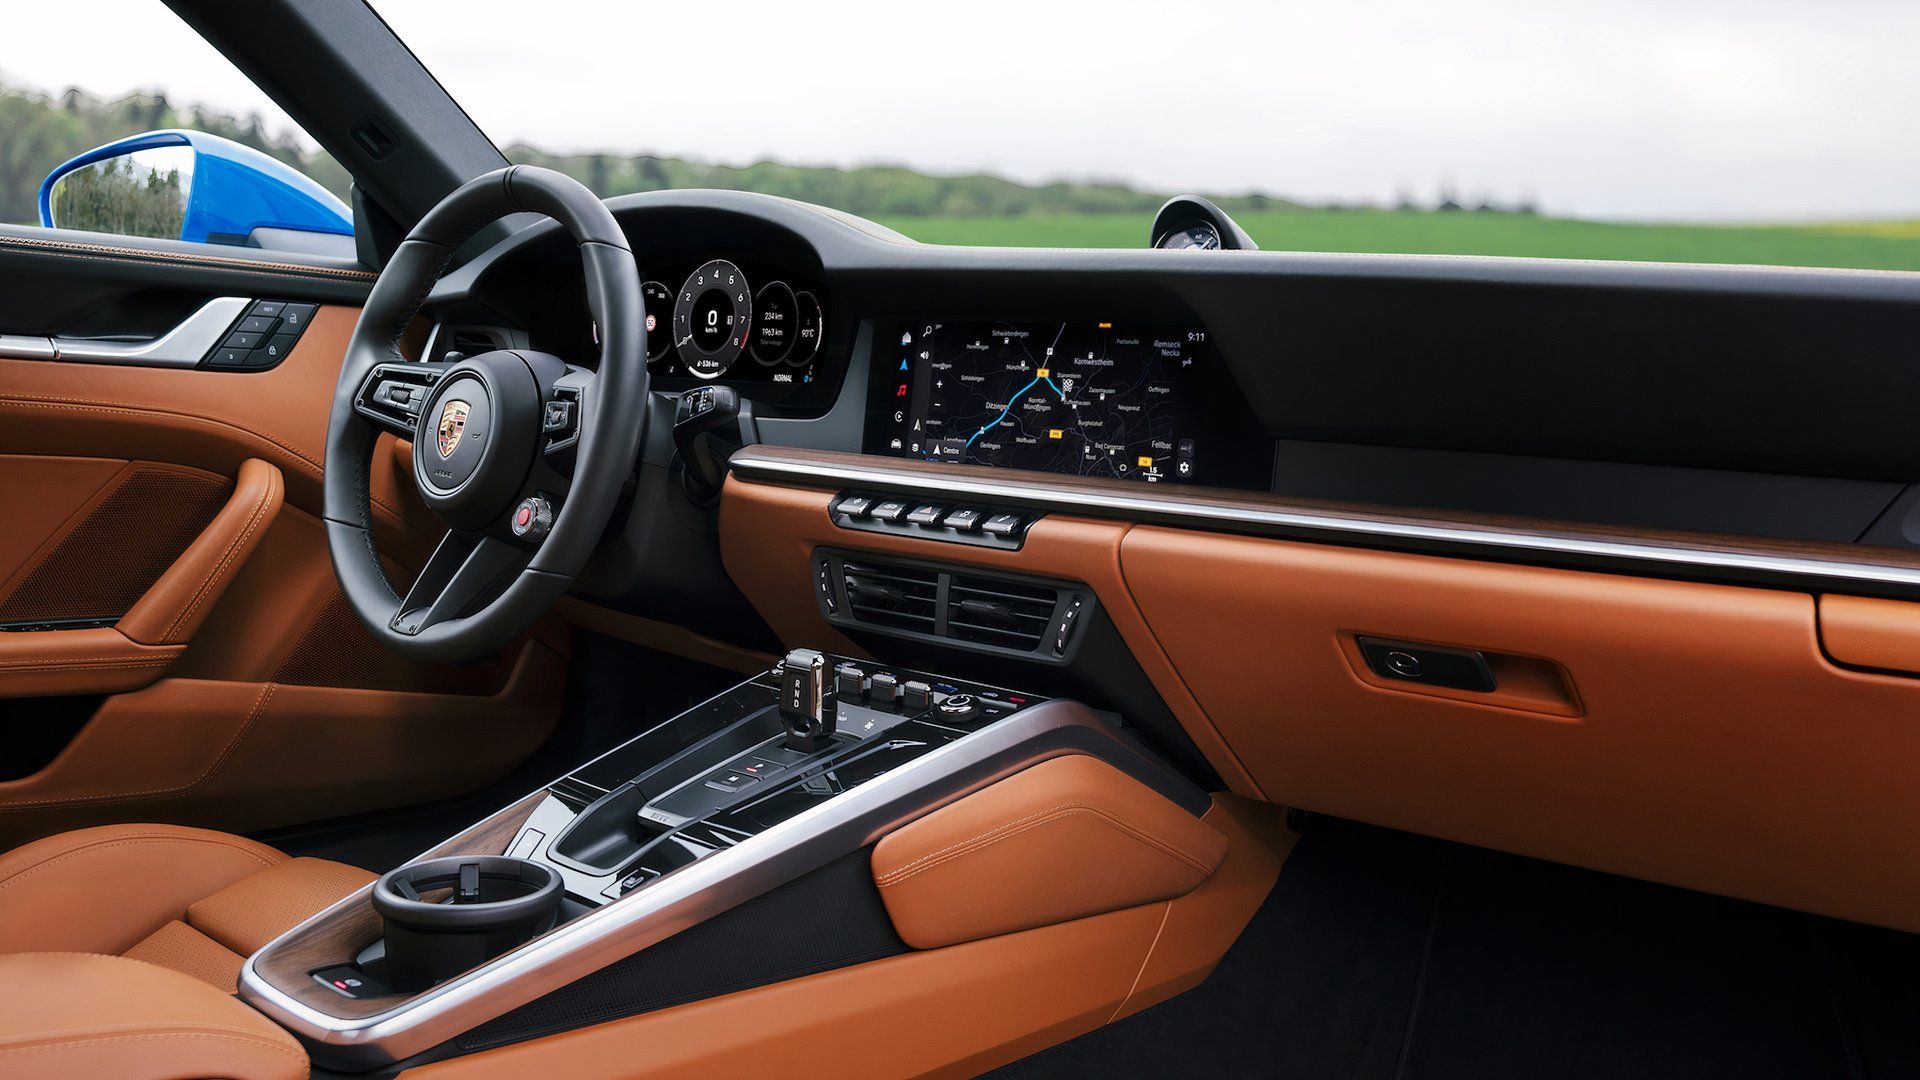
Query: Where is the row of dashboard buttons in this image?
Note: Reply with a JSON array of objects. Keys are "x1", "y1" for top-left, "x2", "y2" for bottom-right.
[{"x1": 833, "y1": 493, "x2": 1031, "y2": 548}]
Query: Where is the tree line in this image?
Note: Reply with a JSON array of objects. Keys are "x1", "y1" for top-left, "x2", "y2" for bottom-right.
[{"x1": 0, "y1": 77, "x2": 1298, "y2": 226}]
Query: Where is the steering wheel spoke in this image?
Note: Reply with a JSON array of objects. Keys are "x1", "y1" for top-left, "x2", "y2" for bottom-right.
[
  {"x1": 391, "y1": 532, "x2": 531, "y2": 637},
  {"x1": 352, "y1": 361, "x2": 451, "y2": 439}
]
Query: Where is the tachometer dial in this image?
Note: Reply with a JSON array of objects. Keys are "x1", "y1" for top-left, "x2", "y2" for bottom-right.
[
  {"x1": 789, "y1": 290, "x2": 824, "y2": 367},
  {"x1": 672, "y1": 260, "x2": 752, "y2": 378},
  {"x1": 750, "y1": 281, "x2": 797, "y2": 365},
  {"x1": 641, "y1": 280, "x2": 674, "y2": 365}
]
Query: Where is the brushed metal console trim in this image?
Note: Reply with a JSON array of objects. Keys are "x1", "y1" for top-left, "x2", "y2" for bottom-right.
[
  {"x1": 238, "y1": 698, "x2": 1189, "y2": 1068},
  {"x1": 52, "y1": 295, "x2": 250, "y2": 367},
  {"x1": 727, "y1": 446, "x2": 1920, "y2": 597}
]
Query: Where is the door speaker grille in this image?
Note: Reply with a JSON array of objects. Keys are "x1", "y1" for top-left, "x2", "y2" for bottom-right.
[{"x1": 0, "y1": 468, "x2": 227, "y2": 624}]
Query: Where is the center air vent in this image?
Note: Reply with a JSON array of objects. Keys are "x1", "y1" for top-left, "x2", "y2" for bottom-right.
[
  {"x1": 818, "y1": 552, "x2": 1091, "y2": 661},
  {"x1": 842, "y1": 559, "x2": 940, "y2": 633},
  {"x1": 946, "y1": 574, "x2": 1056, "y2": 651}
]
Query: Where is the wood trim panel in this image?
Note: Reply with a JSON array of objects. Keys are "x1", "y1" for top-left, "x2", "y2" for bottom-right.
[
  {"x1": 251, "y1": 790, "x2": 548, "y2": 1019},
  {"x1": 728, "y1": 445, "x2": 1920, "y2": 600}
]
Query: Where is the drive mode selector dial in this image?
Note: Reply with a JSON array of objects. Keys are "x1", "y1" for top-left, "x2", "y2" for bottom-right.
[{"x1": 673, "y1": 259, "x2": 752, "y2": 379}]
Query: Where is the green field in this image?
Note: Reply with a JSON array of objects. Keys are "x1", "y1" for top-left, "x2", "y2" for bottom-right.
[{"x1": 874, "y1": 209, "x2": 1920, "y2": 272}]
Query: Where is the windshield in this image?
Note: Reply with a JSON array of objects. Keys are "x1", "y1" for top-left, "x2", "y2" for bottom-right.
[
  {"x1": 11, "y1": 0, "x2": 1898, "y2": 269},
  {"x1": 368, "y1": 0, "x2": 1920, "y2": 269}
]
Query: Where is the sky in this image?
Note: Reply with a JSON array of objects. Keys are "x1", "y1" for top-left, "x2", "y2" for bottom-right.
[{"x1": 5, "y1": 0, "x2": 1918, "y2": 222}]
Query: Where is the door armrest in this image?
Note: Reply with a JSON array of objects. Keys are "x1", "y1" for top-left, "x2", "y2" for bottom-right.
[{"x1": 0, "y1": 458, "x2": 283, "y2": 698}]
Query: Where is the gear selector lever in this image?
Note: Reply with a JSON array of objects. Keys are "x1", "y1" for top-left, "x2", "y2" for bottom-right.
[{"x1": 778, "y1": 648, "x2": 837, "y2": 751}]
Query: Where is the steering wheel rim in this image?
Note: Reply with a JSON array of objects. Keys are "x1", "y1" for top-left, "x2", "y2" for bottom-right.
[{"x1": 322, "y1": 165, "x2": 647, "y2": 662}]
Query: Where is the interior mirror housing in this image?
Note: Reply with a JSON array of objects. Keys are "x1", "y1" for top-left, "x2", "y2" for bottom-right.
[{"x1": 38, "y1": 129, "x2": 352, "y2": 254}]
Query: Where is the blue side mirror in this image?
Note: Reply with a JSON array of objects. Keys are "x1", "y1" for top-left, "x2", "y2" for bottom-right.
[{"x1": 38, "y1": 129, "x2": 352, "y2": 252}]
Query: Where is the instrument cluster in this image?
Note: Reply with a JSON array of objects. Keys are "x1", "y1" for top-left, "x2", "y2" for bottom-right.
[{"x1": 642, "y1": 258, "x2": 828, "y2": 385}]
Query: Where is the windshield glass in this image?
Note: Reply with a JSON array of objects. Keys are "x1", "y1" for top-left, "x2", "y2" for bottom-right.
[{"x1": 394, "y1": 1, "x2": 1917, "y2": 268}]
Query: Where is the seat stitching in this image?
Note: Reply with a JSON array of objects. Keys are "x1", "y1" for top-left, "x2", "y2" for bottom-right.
[
  {"x1": 0, "y1": 835, "x2": 278, "y2": 893},
  {"x1": 0, "y1": 1019, "x2": 293, "y2": 1044},
  {"x1": 0, "y1": 1030, "x2": 305, "y2": 1061}
]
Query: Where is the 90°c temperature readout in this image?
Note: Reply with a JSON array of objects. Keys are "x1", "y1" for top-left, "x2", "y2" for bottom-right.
[{"x1": 876, "y1": 320, "x2": 1208, "y2": 483}]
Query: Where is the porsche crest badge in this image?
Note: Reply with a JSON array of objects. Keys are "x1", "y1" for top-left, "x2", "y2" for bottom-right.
[{"x1": 436, "y1": 399, "x2": 470, "y2": 458}]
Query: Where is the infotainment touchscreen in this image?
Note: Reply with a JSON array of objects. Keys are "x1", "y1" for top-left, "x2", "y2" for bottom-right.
[{"x1": 871, "y1": 321, "x2": 1209, "y2": 484}]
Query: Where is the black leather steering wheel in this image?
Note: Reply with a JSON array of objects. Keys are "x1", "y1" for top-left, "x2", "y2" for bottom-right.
[{"x1": 322, "y1": 166, "x2": 646, "y2": 662}]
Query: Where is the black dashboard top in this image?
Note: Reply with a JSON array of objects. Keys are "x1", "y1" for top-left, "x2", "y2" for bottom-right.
[{"x1": 428, "y1": 188, "x2": 1920, "y2": 485}]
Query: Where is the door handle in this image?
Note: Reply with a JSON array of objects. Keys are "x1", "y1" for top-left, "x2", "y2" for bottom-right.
[
  {"x1": 0, "y1": 459, "x2": 283, "y2": 698},
  {"x1": 0, "y1": 297, "x2": 252, "y2": 367}
]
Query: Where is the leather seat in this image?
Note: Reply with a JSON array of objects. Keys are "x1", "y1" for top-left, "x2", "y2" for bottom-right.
[
  {"x1": 0, "y1": 822, "x2": 375, "y2": 993},
  {"x1": 0, "y1": 952, "x2": 306, "y2": 1080}
]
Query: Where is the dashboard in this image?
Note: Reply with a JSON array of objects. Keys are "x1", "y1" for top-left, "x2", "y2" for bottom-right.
[{"x1": 427, "y1": 187, "x2": 1920, "y2": 649}]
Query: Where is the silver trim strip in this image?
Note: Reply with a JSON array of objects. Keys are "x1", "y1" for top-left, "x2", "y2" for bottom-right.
[
  {"x1": 0, "y1": 333, "x2": 56, "y2": 360},
  {"x1": 728, "y1": 448, "x2": 1920, "y2": 595},
  {"x1": 238, "y1": 699, "x2": 1184, "y2": 1068},
  {"x1": 52, "y1": 296, "x2": 250, "y2": 367}
]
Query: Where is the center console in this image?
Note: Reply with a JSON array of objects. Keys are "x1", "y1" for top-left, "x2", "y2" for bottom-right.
[{"x1": 238, "y1": 649, "x2": 1204, "y2": 1070}]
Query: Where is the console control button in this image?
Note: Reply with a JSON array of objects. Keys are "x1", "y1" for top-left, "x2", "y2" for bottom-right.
[
  {"x1": 935, "y1": 693, "x2": 981, "y2": 723},
  {"x1": 836, "y1": 495, "x2": 874, "y2": 518},
  {"x1": 704, "y1": 768, "x2": 758, "y2": 792},
  {"x1": 869, "y1": 499, "x2": 910, "y2": 523},
  {"x1": 313, "y1": 965, "x2": 387, "y2": 999},
  {"x1": 834, "y1": 663, "x2": 867, "y2": 700},
  {"x1": 867, "y1": 671, "x2": 899, "y2": 708},
  {"x1": 906, "y1": 503, "x2": 945, "y2": 526},
  {"x1": 901, "y1": 680, "x2": 933, "y2": 713},
  {"x1": 737, "y1": 757, "x2": 783, "y2": 779},
  {"x1": 615, "y1": 869, "x2": 657, "y2": 895},
  {"x1": 942, "y1": 507, "x2": 983, "y2": 531},
  {"x1": 982, "y1": 512, "x2": 1028, "y2": 538}
]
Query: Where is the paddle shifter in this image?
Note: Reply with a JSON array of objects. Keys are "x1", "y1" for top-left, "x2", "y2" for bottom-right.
[{"x1": 778, "y1": 648, "x2": 837, "y2": 751}]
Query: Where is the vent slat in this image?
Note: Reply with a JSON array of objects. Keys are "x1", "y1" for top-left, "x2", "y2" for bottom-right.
[
  {"x1": 948, "y1": 573, "x2": 1057, "y2": 651},
  {"x1": 835, "y1": 557, "x2": 1061, "y2": 654}
]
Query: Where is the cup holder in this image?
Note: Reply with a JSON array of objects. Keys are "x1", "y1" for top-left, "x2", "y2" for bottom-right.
[{"x1": 371, "y1": 856, "x2": 563, "y2": 993}]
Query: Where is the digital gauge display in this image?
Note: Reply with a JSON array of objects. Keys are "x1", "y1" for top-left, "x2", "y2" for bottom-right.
[
  {"x1": 873, "y1": 320, "x2": 1208, "y2": 483},
  {"x1": 672, "y1": 259, "x2": 752, "y2": 378}
]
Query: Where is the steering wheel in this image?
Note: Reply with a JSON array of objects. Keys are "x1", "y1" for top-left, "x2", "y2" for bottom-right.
[{"x1": 322, "y1": 166, "x2": 646, "y2": 663}]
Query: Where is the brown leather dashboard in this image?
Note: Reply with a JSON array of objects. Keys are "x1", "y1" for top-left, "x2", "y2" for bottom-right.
[{"x1": 721, "y1": 451, "x2": 1920, "y2": 934}]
